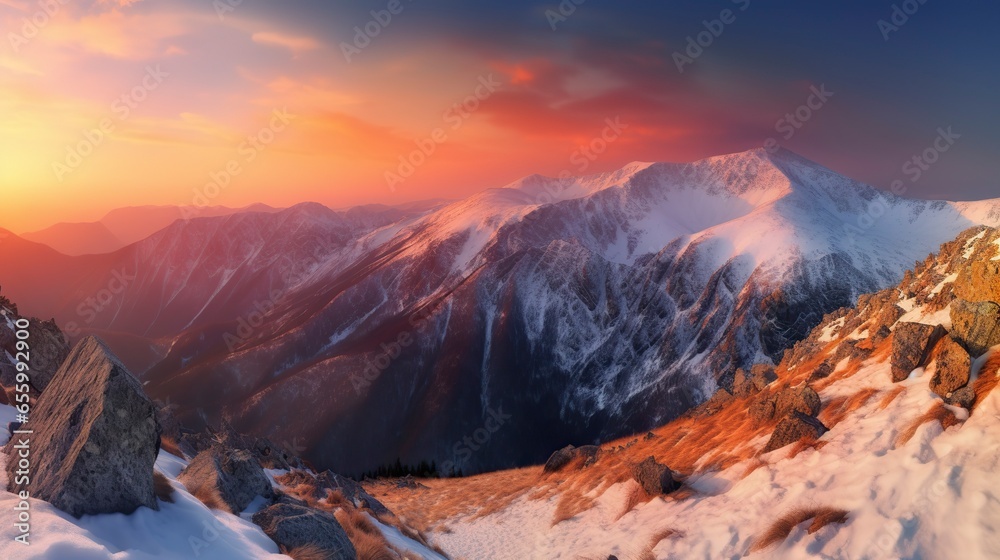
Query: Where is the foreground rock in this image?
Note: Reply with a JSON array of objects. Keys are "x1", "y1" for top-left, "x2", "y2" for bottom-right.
[
  {"x1": 253, "y1": 503, "x2": 357, "y2": 559},
  {"x1": 763, "y1": 411, "x2": 828, "y2": 453},
  {"x1": 631, "y1": 457, "x2": 681, "y2": 496},
  {"x1": 950, "y1": 299, "x2": 1000, "y2": 358},
  {"x1": 928, "y1": 337, "x2": 972, "y2": 398},
  {"x1": 749, "y1": 385, "x2": 820, "y2": 427},
  {"x1": 179, "y1": 448, "x2": 275, "y2": 513},
  {"x1": 543, "y1": 444, "x2": 600, "y2": 473},
  {"x1": 891, "y1": 322, "x2": 946, "y2": 382},
  {"x1": 5, "y1": 336, "x2": 161, "y2": 517}
]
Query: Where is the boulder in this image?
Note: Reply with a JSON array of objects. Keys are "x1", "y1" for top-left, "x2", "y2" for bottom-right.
[
  {"x1": 774, "y1": 385, "x2": 821, "y2": 418},
  {"x1": 928, "y1": 337, "x2": 972, "y2": 398},
  {"x1": 4, "y1": 336, "x2": 161, "y2": 517},
  {"x1": 734, "y1": 365, "x2": 777, "y2": 396},
  {"x1": 543, "y1": 444, "x2": 600, "y2": 473},
  {"x1": 891, "y1": 323, "x2": 946, "y2": 382},
  {"x1": 763, "y1": 411, "x2": 828, "y2": 453},
  {"x1": 252, "y1": 503, "x2": 357, "y2": 560},
  {"x1": 748, "y1": 394, "x2": 777, "y2": 427},
  {"x1": 945, "y1": 386, "x2": 976, "y2": 410},
  {"x1": 950, "y1": 299, "x2": 1000, "y2": 358},
  {"x1": 631, "y1": 457, "x2": 680, "y2": 496},
  {"x1": 179, "y1": 448, "x2": 275, "y2": 513},
  {"x1": 808, "y1": 362, "x2": 834, "y2": 382}
]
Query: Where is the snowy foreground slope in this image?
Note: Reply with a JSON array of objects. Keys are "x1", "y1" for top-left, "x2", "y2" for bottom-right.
[
  {"x1": 0, "y1": 426, "x2": 445, "y2": 560},
  {"x1": 369, "y1": 226, "x2": 1000, "y2": 559}
]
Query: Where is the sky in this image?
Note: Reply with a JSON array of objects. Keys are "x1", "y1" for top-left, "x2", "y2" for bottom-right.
[{"x1": 1, "y1": 0, "x2": 998, "y2": 233}]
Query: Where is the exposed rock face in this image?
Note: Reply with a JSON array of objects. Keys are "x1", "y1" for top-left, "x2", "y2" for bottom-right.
[
  {"x1": 891, "y1": 323, "x2": 946, "y2": 382},
  {"x1": 950, "y1": 299, "x2": 1000, "y2": 358},
  {"x1": 543, "y1": 445, "x2": 600, "y2": 473},
  {"x1": 928, "y1": 337, "x2": 972, "y2": 398},
  {"x1": 252, "y1": 503, "x2": 357, "y2": 560},
  {"x1": 763, "y1": 411, "x2": 828, "y2": 453},
  {"x1": 4, "y1": 336, "x2": 161, "y2": 517},
  {"x1": 774, "y1": 386, "x2": 821, "y2": 418},
  {"x1": 179, "y1": 448, "x2": 275, "y2": 513},
  {"x1": 631, "y1": 457, "x2": 680, "y2": 496}
]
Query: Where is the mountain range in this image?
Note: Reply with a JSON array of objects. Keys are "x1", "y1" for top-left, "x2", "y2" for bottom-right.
[{"x1": 3, "y1": 148, "x2": 999, "y2": 476}]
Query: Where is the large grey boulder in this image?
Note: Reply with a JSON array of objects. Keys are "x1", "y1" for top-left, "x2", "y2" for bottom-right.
[
  {"x1": 950, "y1": 299, "x2": 1000, "y2": 358},
  {"x1": 631, "y1": 457, "x2": 680, "y2": 496},
  {"x1": 252, "y1": 503, "x2": 357, "y2": 559},
  {"x1": 179, "y1": 447, "x2": 275, "y2": 513},
  {"x1": 891, "y1": 323, "x2": 946, "y2": 382},
  {"x1": 4, "y1": 336, "x2": 161, "y2": 517}
]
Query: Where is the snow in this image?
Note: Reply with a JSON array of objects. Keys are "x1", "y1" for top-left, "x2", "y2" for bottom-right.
[
  {"x1": 427, "y1": 297, "x2": 1000, "y2": 560},
  {"x1": 963, "y1": 229, "x2": 987, "y2": 258}
]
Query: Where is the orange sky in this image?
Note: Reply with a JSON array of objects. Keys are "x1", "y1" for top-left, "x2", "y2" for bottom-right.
[{"x1": 6, "y1": 1, "x2": 985, "y2": 233}]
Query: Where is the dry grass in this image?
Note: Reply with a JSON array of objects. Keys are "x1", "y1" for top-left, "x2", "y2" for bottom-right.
[
  {"x1": 335, "y1": 508, "x2": 400, "y2": 560},
  {"x1": 749, "y1": 507, "x2": 849, "y2": 552},
  {"x1": 614, "y1": 481, "x2": 651, "y2": 521},
  {"x1": 160, "y1": 436, "x2": 185, "y2": 458},
  {"x1": 972, "y1": 351, "x2": 1000, "y2": 411},
  {"x1": 818, "y1": 387, "x2": 880, "y2": 429},
  {"x1": 895, "y1": 402, "x2": 963, "y2": 448},
  {"x1": 878, "y1": 386, "x2": 907, "y2": 410},
  {"x1": 192, "y1": 484, "x2": 227, "y2": 512},
  {"x1": 280, "y1": 543, "x2": 331, "y2": 560},
  {"x1": 153, "y1": 472, "x2": 176, "y2": 503}
]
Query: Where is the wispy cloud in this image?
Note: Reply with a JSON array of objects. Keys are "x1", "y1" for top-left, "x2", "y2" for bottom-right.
[{"x1": 251, "y1": 31, "x2": 320, "y2": 53}]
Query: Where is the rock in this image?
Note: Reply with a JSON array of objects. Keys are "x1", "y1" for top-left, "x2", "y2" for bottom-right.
[
  {"x1": 645, "y1": 432, "x2": 657, "y2": 441},
  {"x1": 774, "y1": 385, "x2": 821, "y2": 418},
  {"x1": 763, "y1": 411, "x2": 829, "y2": 453},
  {"x1": 748, "y1": 394, "x2": 777, "y2": 427},
  {"x1": 891, "y1": 323, "x2": 946, "y2": 382},
  {"x1": 733, "y1": 365, "x2": 776, "y2": 396},
  {"x1": 179, "y1": 448, "x2": 275, "y2": 513},
  {"x1": 945, "y1": 386, "x2": 976, "y2": 410},
  {"x1": 277, "y1": 469, "x2": 392, "y2": 516},
  {"x1": 950, "y1": 299, "x2": 1000, "y2": 358},
  {"x1": 808, "y1": 362, "x2": 834, "y2": 382},
  {"x1": 4, "y1": 336, "x2": 161, "y2": 517},
  {"x1": 252, "y1": 503, "x2": 357, "y2": 560},
  {"x1": 543, "y1": 444, "x2": 600, "y2": 473},
  {"x1": 928, "y1": 337, "x2": 972, "y2": 398},
  {"x1": 631, "y1": 457, "x2": 680, "y2": 496}
]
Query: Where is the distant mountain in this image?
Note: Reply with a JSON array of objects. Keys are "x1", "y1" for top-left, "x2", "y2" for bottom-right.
[
  {"x1": 20, "y1": 204, "x2": 282, "y2": 256},
  {"x1": 4, "y1": 149, "x2": 1000, "y2": 477}
]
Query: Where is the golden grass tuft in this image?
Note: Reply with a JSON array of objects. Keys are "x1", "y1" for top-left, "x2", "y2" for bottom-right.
[
  {"x1": 878, "y1": 386, "x2": 907, "y2": 410},
  {"x1": 614, "y1": 481, "x2": 650, "y2": 521},
  {"x1": 335, "y1": 508, "x2": 400, "y2": 560},
  {"x1": 749, "y1": 507, "x2": 849, "y2": 552},
  {"x1": 280, "y1": 543, "x2": 331, "y2": 560},
  {"x1": 895, "y1": 401, "x2": 962, "y2": 448},
  {"x1": 972, "y1": 351, "x2": 1000, "y2": 411},
  {"x1": 153, "y1": 471, "x2": 176, "y2": 503},
  {"x1": 160, "y1": 436, "x2": 185, "y2": 458},
  {"x1": 192, "y1": 484, "x2": 227, "y2": 511},
  {"x1": 818, "y1": 387, "x2": 880, "y2": 429}
]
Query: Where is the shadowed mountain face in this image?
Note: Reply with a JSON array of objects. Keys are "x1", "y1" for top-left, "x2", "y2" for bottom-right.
[{"x1": 4, "y1": 149, "x2": 1000, "y2": 476}]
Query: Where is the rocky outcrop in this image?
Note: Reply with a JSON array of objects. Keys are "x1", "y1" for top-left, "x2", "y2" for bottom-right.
[
  {"x1": 733, "y1": 365, "x2": 777, "y2": 396},
  {"x1": 543, "y1": 445, "x2": 600, "y2": 473},
  {"x1": 179, "y1": 448, "x2": 275, "y2": 513},
  {"x1": 277, "y1": 469, "x2": 390, "y2": 516},
  {"x1": 928, "y1": 337, "x2": 971, "y2": 398},
  {"x1": 252, "y1": 503, "x2": 357, "y2": 560},
  {"x1": 891, "y1": 323, "x2": 946, "y2": 382},
  {"x1": 763, "y1": 411, "x2": 828, "y2": 453},
  {"x1": 950, "y1": 299, "x2": 1000, "y2": 358},
  {"x1": 750, "y1": 385, "x2": 820, "y2": 427},
  {"x1": 4, "y1": 336, "x2": 161, "y2": 517},
  {"x1": 631, "y1": 457, "x2": 681, "y2": 496}
]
